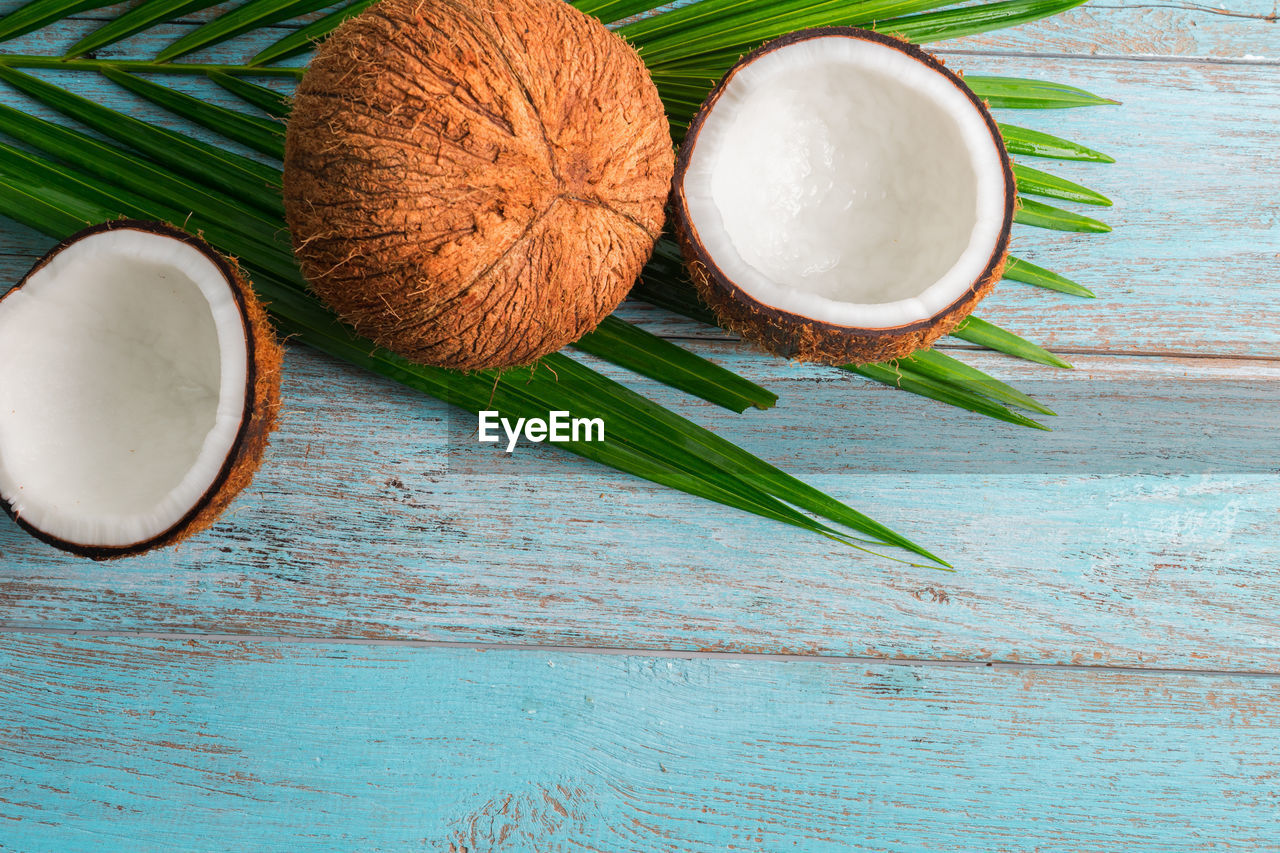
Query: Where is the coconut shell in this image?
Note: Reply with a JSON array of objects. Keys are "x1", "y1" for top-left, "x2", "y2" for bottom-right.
[
  {"x1": 284, "y1": 0, "x2": 673, "y2": 372},
  {"x1": 0, "y1": 220, "x2": 283, "y2": 560},
  {"x1": 671, "y1": 28, "x2": 1015, "y2": 366}
]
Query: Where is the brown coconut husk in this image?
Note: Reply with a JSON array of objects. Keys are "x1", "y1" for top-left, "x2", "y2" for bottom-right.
[
  {"x1": 0, "y1": 220, "x2": 283, "y2": 560},
  {"x1": 670, "y1": 28, "x2": 1015, "y2": 366},
  {"x1": 284, "y1": 0, "x2": 673, "y2": 372}
]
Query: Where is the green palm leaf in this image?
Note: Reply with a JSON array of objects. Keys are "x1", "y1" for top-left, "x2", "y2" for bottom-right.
[
  {"x1": 0, "y1": 66, "x2": 284, "y2": 215},
  {"x1": 904, "y1": 348, "x2": 1055, "y2": 416},
  {"x1": 571, "y1": 0, "x2": 667, "y2": 20},
  {"x1": 879, "y1": 0, "x2": 1088, "y2": 43},
  {"x1": 575, "y1": 316, "x2": 778, "y2": 413},
  {"x1": 845, "y1": 361, "x2": 1049, "y2": 430},
  {"x1": 0, "y1": 144, "x2": 940, "y2": 565}
]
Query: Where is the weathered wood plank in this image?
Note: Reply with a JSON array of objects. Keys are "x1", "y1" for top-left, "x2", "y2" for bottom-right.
[
  {"x1": 3, "y1": 0, "x2": 1276, "y2": 61},
  {"x1": 2, "y1": 342, "x2": 1279, "y2": 672},
  {"x1": 944, "y1": 0, "x2": 1280, "y2": 60},
  {"x1": 1, "y1": 634, "x2": 1277, "y2": 852}
]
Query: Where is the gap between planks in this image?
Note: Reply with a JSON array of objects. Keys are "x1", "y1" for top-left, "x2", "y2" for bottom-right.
[
  {"x1": 936, "y1": 47, "x2": 1280, "y2": 66},
  {"x1": 4, "y1": 625, "x2": 1280, "y2": 680}
]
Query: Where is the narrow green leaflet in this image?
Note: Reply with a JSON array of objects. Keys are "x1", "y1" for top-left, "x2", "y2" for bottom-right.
[
  {"x1": 570, "y1": 0, "x2": 665, "y2": 21},
  {"x1": 952, "y1": 316, "x2": 1072, "y2": 369},
  {"x1": 208, "y1": 71, "x2": 292, "y2": 117},
  {"x1": 1014, "y1": 163, "x2": 1111, "y2": 207},
  {"x1": 967, "y1": 76, "x2": 1119, "y2": 109},
  {"x1": 999, "y1": 123, "x2": 1114, "y2": 162},
  {"x1": 156, "y1": 0, "x2": 339, "y2": 63},
  {"x1": 1016, "y1": 196, "x2": 1111, "y2": 233},
  {"x1": 0, "y1": 0, "x2": 118, "y2": 43},
  {"x1": 1004, "y1": 255, "x2": 1095, "y2": 298},
  {"x1": 846, "y1": 361, "x2": 1048, "y2": 430},
  {"x1": 63, "y1": 0, "x2": 224, "y2": 59},
  {"x1": 101, "y1": 68, "x2": 286, "y2": 159},
  {"x1": 250, "y1": 0, "x2": 376, "y2": 66},
  {"x1": 0, "y1": 54, "x2": 305, "y2": 76},
  {"x1": 574, "y1": 315, "x2": 778, "y2": 413},
  {"x1": 904, "y1": 348, "x2": 1054, "y2": 416}
]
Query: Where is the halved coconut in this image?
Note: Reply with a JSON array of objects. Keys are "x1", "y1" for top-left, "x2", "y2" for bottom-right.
[
  {"x1": 672, "y1": 28, "x2": 1015, "y2": 365},
  {"x1": 0, "y1": 221, "x2": 283, "y2": 559}
]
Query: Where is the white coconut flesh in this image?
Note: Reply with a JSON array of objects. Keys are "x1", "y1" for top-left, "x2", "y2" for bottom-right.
[
  {"x1": 681, "y1": 35, "x2": 1009, "y2": 329},
  {"x1": 0, "y1": 228, "x2": 249, "y2": 549}
]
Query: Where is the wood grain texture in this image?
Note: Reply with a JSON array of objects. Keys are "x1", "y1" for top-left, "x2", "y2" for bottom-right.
[
  {"x1": 3, "y1": 634, "x2": 1279, "y2": 852},
  {"x1": 14, "y1": 0, "x2": 1280, "y2": 60},
  {"x1": 2, "y1": 343, "x2": 1279, "y2": 673},
  {"x1": 944, "y1": 0, "x2": 1280, "y2": 60},
  {"x1": 0, "y1": 2, "x2": 1278, "y2": 848}
]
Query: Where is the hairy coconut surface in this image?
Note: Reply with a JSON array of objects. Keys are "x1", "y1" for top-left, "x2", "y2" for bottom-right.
[
  {"x1": 0, "y1": 220, "x2": 282, "y2": 560},
  {"x1": 672, "y1": 28, "x2": 1015, "y2": 366},
  {"x1": 284, "y1": 0, "x2": 673, "y2": 372}
]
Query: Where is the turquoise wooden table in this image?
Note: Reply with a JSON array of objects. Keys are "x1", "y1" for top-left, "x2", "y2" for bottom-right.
[{"x1": 1, "y1": 1, "x2": 1279, "y2": 849}]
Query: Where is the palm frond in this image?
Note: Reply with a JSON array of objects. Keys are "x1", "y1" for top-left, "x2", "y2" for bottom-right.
[
  {"x1": 845, "y1": 361, "x2": 1049, "y2": 430},
  {"x1": 967, "y1": 75, "x2": 1120, "y2": 108},
  {"x1": 0, "y1": 104, "x2": 935, "y2": 564}
]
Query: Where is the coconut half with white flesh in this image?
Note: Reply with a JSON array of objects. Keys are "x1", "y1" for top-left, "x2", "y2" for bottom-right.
[
  {"x1": 0, "y1": 221, "x2": 283, "y2": 559},
  {"x1": 672, "y1": 28, "x2": 1015, "y2": 365}
]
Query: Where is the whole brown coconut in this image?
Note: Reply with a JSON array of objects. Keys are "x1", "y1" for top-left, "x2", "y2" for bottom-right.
[{"x1": 284, "y1": 0, "x2": 674, "y2": 371}]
